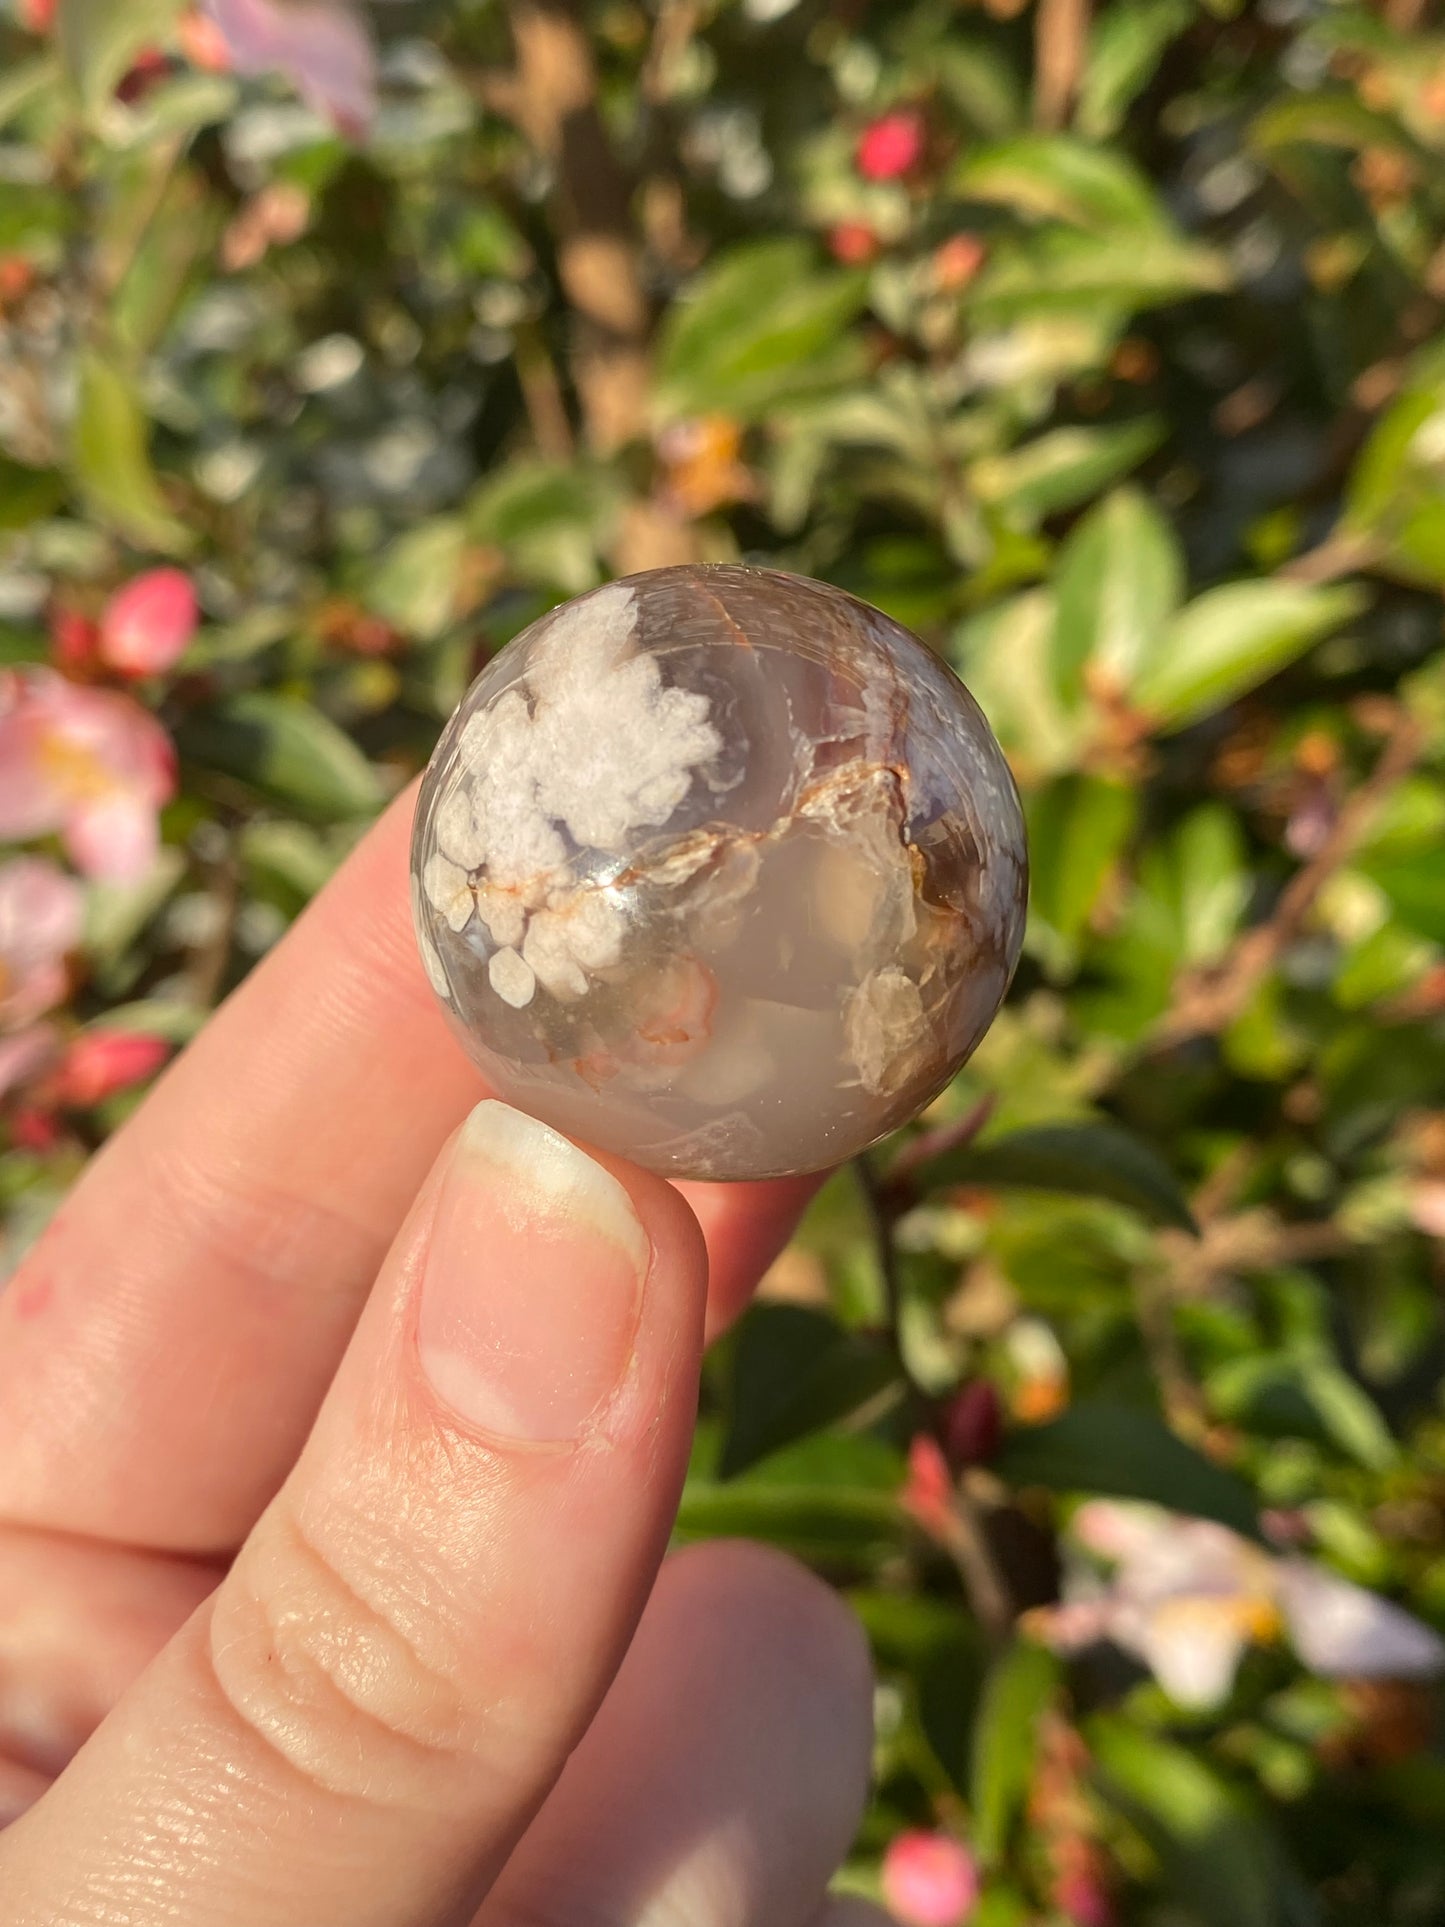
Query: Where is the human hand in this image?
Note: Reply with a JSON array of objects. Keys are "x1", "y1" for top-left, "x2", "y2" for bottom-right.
[{"x1": 0, "y1": 791, "x2": 882, "y2": 1926}]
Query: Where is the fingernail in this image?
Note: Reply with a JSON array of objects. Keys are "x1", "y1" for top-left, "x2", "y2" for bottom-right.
[{"x1": 416, "y1": 1100, "x2": 650, "y2": 1443}]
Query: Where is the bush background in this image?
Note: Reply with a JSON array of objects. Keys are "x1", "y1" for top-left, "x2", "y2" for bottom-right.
[{"x1": 4, "y1": 0, "x2": 1445, "y2": 1919}]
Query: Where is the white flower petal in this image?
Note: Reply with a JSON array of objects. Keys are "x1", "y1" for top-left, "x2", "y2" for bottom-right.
[
  {"x1": 1278, "y1": 1561, "x2": 1445, "y2": 1680},
  {"x1": 1138, "y1": 1597, "x2": 1253, "y2": 1708}
]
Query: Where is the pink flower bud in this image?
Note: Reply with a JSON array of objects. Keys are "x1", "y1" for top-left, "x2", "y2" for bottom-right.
[
  {"x1": 882, "y1": 1831, "x2": 980, "y2": 1927},
  {"x1": 829, "y1": 221, "x2": 881, "y2": 265},
  {"x1": 901, "y1": 1435, "x2": 953, "y2": 1535},
  {"x1": 48, "y1": 1031, "x2": 170, "y2": 1108},
  {"x1": 856, "y1": 111, "x2": 925, "y2": 183},
  {"x1": 99, "y1": 570, "x2": 199, "y2": 679}
]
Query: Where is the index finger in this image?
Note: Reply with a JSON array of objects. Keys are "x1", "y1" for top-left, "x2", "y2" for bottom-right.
[{"x1": 0, "y1": 788, "x2": 820, "y2": 1554}]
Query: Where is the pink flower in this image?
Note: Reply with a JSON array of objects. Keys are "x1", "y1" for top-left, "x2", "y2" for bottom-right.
[
  {"x1": 0, "y1": 858, "x2": 83, "y2": 1028},
  {"x1": 856, "y1": 111, "x2": 925, "y2": 183},
  {"x1": 1032, "y1": 1501, "x2": 1445, "y2": 1709},
  {"x1": 16, "y1": 0, "x2": 56, "y2": 33},
  {"x1": 201, "y1": 0, "x2": 377, "y2": 137},
  {"x1": 45, "y1": 1030, "x2": 170, "y2": 1108},
  {"x1": 0, "y1": 669, "x2": 177, "y2": 882},
  {"x1": 99, "y1": 569, "x2": 199, "y2": 679},
  {"x1": 882, "y1": 1831, "x2": 980, "y2": 1927}
]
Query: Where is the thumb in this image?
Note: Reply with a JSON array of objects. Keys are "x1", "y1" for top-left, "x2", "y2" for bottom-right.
[{"x1": 0, "y1": 1101, "x2": 707, "y2": 1927}]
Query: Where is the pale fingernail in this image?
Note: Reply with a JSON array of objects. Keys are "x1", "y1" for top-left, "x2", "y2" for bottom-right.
[{"x1": 416, "y1": 1100, "x2": 649, "y2": 1443}]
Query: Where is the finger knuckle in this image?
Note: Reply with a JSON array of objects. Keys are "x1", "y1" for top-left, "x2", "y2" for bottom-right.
[{"x1": 205, "y1": 1501, "x2": 469, "y2": 1804}]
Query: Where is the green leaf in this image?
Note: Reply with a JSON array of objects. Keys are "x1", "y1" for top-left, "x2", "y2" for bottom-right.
[
  {"x1": 1208, "y1": 1355, "x2": 1398, "y2": 1470},
  {"x1": 1051, "y1": 485, "x2": 1184, "y2": 705},
  {"x1": 1251, "y1": 91, "x2": 1418, "y2": 160},
  {"x1": 1025, "y1": 775, "x2": 1138, "y2": 975},
  {"x1": 655, "y1": 240, "x2": 868, "y2": 423},
  {"x1": 57, "y1": 0, "x2": 184, "y2": 112},
  {"x1": 952, "y1": 136, "x2": 1166, "y2": 230},
  {"x1": 178, "y1": 695, "x2": 383, "y2": 821},
  {"x1": 1144, "y1": 804, "x2": 1250, "y2": 967},
  {"x1": 718, "y1": 1304, "x2": 901, "y2": 1479},
  {"x1": 971, "y1": 1640, "x2": 1062, "y2": 1864},
  {"x1": 0, "y1": 456, "x2": 65, "y2": 532},
  {"x1": 910, "y1": 1121, "x2": 1197, "y2": 1231},
  {"x1": 1087, "y1": 1718, "x2": 1306, "y2": 1927},
  {"x1": 953, "y1": 590, "x2": 1085, "y2": 780},
  {"x1": 1343, "y1": 385, "x2": 1445, "y2": 586},
  {"x1": 89, "y1": 998, "x2": 207, "y2": 1043},
  {"x1": 995, "y1": 1404, "x2": 1260, "y2": 1536},
  {"x1": 969, "y1": 420, "x2": 1164, "y2": 527},
  {"x1": 0, "y1": 55, "x2": 60, "y2": 134},
  {"x1": 240, "y1": 820, "x2": 348, "y2": 910},
  {"x1": 366, "y1": 518, "x2": 468, "y2": 641},
  {"x1": 1132, "y1": 581, "x2": 1364, "y2": 726},
  {"x1": 968, "y1": 226, "x2": 1228, "y2": 323},
  {"x1": 679, "y1": 1434, "x2": 905, "y2": 1564},
  {"x1": 84, "y1": 850, "x2": 186, "y2": 968},
  {"x1": 1078, "y1": 0, "x2": 1195, "y2": 139},
  {"x1": 467, "y1": 460, "x2": 619, "y2": 596},
  {"x1": 72, "y1": 353, "x2": 191, "y2": 555}
]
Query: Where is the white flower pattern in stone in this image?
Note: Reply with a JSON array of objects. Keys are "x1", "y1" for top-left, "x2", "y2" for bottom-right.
[{"x1": 424, "y1": 583, "x2": 721, "y2": 1009}]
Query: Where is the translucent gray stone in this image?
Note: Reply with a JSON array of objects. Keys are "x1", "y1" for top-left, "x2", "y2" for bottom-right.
[{"x1": 411, "y1": 565, "x2": 1027, "y2": 1181}]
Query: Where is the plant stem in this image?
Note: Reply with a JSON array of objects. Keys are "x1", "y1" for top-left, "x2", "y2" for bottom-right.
[
  {"x1": 857, "y1": 1153, "x2": 1015, "y2": 1648},
  {"x1": 1155, "y1": 706, "x2": 1424, "y2": 1046}
]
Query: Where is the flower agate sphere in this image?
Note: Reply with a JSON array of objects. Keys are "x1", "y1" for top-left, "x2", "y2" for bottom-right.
[{"x1": 411, "y1": 566, "x2": 1026, "y2": 1181}]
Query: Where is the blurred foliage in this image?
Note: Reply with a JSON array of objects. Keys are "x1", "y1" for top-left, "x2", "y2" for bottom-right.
[{"x1": 4, "y1": 0, "x2": 1445, "y2": 1920}]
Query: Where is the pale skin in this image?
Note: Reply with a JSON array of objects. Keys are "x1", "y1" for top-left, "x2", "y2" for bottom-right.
[{"x1": 0, "y1": 788, "x2": 889, "y2": 1927}]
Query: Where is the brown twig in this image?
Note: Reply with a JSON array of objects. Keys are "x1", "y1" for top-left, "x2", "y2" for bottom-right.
[
  {"x1": 506, "y1": 0, "x2": 654, "y2": 458},
  {"x1": 1276, "y1": 529, "x2": 1382, "y2": 585},
  {"x1": 1154, "y1": 707, "x2": 1425, "y2": 1047},
  {"x1": 1383, "y1": 0, "x2": 1427, "y2": 32},
  {"x1": 514, "y1": 321, "x2": 575, "y2": 460},
  {"x1": 1033, "y1": 0, "x2": 1090, "y2": 132},
  {"x1": 1131, "y1": 1268, "x2": 1208, "y2": 1440},
  {"x1": 936, "y1": 1481, "x2": 1015, "y2": 1649},
  {"x1": 883, "y1": 1091, "x2": 999, "y2": 1199}
]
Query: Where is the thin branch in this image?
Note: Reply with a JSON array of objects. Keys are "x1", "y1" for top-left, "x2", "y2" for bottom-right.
[
  {"x1": 936, "y1": 1481, "x2": 1015, "y2": 1650},
  {"x1": 1033, "y1": 0, "x2": 1090, "y2": 132},
  {"x1": 856, "y1": 1154, "x2": 910, "y2": 1372},
  {"x1": 1155, "y1": 708, "x2": 1425, "y2": 1047},
  {"x1": 1276, "y1": 528, "x2": 1381, "y2": 585},
  {"x1": 884, "y1": 1091, "x2": 998, "y2": 1200},
  {"x1": 858, "y1": 1153, "x2": 1015, "y2": 1648},
  {"x1": 506, "y1": 0, "x2": 653, "y2": 457},
  {"x1": 514, "y1": 321, "x2": 575, "y2": 460},
  {"x1": 1131, "y1": 1268, "x2": 1207, "y2": 1440}
]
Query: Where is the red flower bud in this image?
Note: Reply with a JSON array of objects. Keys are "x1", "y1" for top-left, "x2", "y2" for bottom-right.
[
  {"x1": 99, "y1": 570, "x2": 199, "y2": 679},
  {"x1": 856, "y1": 111, "x2": 925, "y2": 182},
  {"x1": 941, "y1": 1379, "x2": 1003, "y2": 1469}
]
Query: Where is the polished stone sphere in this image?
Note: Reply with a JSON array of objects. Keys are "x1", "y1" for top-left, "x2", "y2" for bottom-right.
[{"x1": 411, "y1": 565, "x2": 1027, "y2": 1181}]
